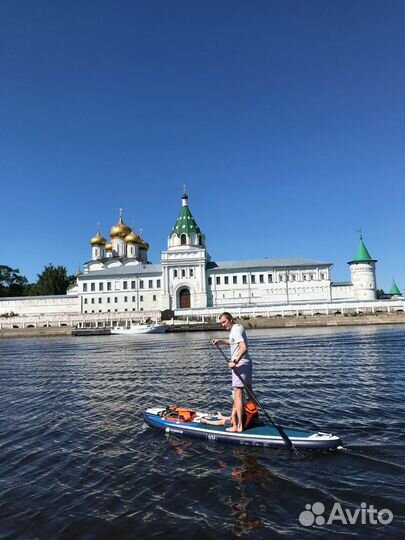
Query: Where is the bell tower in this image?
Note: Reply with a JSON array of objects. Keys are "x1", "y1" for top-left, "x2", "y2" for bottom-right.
[{"x1": 161, "y1": 191, "x2": 208, "y2": 310}]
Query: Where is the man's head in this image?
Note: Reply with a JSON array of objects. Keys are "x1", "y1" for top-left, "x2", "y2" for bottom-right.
[{"x1": 219, "y1": 312, "x2": 234, "y2": 331}]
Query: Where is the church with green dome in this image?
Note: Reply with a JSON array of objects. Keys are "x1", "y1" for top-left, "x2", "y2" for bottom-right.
[{"x1": 74, "y1": 193, "x2": 381, "y2": 314}]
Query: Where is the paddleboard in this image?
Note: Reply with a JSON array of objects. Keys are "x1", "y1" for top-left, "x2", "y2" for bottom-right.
[{"x1": 143, "y1": 407, "x2": 342, "y2": 450}]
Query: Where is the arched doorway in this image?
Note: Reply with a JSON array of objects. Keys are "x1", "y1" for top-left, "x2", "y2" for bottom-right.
[{"x1": 179, "y1": 288, "x2": 191, "y2": 309}]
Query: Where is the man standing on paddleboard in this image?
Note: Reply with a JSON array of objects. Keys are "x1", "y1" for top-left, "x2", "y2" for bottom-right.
[{"x1": 212, "y1": 312, "x2": 253, "y2": 432}]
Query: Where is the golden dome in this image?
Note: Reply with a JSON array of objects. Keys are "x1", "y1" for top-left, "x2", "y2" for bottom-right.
[
  {"x1": 125, "y1": 228, "x2": 142, "y2": 244},
  {"x1": 90, "y1": 226, "x2": 107, "y2": 246},
  {"x1": 140, "y1": 240, "x2": 149, "y2": 251},
  {"x1": 138, "y1": 227, "x2": 149, "y2": 250},
  {"x1": 105, "y1": 242, "x2": 113, "y2": 251},
  {"x1": 110, "y1": 209, "x2": 131, "y2": 239}
]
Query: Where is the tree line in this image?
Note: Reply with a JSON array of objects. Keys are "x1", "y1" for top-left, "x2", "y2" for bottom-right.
[{"x1": 0, "y1": 264, "x2": 75, "y2": 297}]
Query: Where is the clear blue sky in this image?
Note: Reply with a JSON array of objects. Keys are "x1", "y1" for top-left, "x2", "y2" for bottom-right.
[{"x1": 1, "y1": 0, "x2": 404, "y2": 292}]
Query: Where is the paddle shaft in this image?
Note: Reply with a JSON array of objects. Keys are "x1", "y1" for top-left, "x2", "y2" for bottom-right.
[{"x1": 215, "y1": 343, "x2": 294, "y2": 449}]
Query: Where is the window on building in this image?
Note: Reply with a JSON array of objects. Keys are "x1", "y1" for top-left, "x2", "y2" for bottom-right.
[
  {"x1": 182, "y1": 269, "x2": 186, "y2": 278},
  {"x1": 224, "y1": 276, "x2": 229, "y2": 285},
  {"x1": 114, "y1": 297, "x2": 118, "y2": 303},
  {"x1": 84, "y1": 298, "x2": 88, "y2": 304},
  {"x1": 280, "y1": 275, "x2": 283, "y2": 282},
  {"x1": 148, "y1": 280, "x2": 153, "y2": 288},
  {"x1": 242, "y1": 275, "x2": 247, "y2": 284},
  {"x1": 91, "y1": 298, "x2": 95, "y2": 304},
  {"x1": 132, "y1": 296, "x2": 135, "y2": 302},
  {"x1": 131, "y1": 280, "x2": 136, "y2": 289},
  {"x1": 140, "y1": 295, "x2": 143, "y2": 302},
  {"x1": 123, "y1": 281, "x2": 128, "y2": 290},
  {"x1": 99, "y1": 283, "x2": 103, "y2": 291},
  {"x1": 216, "y1": 276, "x2": 221, "y2": 285},
  {"x1": 83, "y1": 283, "x2": 87, "y2": 292},
  {"x1": 233, "y1": 276, "x2": 237, "y2": 284},
  {"x1": 153, "y1": 295, "x2": 156, "y2": 301},
  {"x1": 181, "y1": 234, "x2": 187, "y2": 245},
  {"x1": 107, "y1": 298, "x2": 110, "y2": 303},
  {"x1": 98, "y1": 298, "x2": 102, "y2": 303},
  {"x1": 174, "y1": 269, "x2": 178, "y2": 278},
  {"x1": 190, "y1": 269, "x2": 194, "y2": 277},
  {"x1": 140, "y1": 280, "x2": 144, "y2": 289},
  {"x1": 303, "y1": 275, "x2": 307, "y2": 281},
  {"x1": 208, "y1": 277, "x2": 212, "y2": 285},
  {"x1": 157, "y1": 279, "x2": 161, "y2": 288},
  {"x1": 107, "y1": 282, "x2": 112, "y2": 291},
  {"x1": 268, "y1": 274, "x2": 273, "y2": 283},
  {"x1": 124, "y1": 296, "x2": 128, "y2": 302},
  {"x1": 251, "y1": 275, "x2": 256, "y2": 284},
  {"x1": 259, "y1": 274, "x2": 264, "y2": 283},
  {"x1": 91, "y1": 283, "x2": 95, "y2": 292}
]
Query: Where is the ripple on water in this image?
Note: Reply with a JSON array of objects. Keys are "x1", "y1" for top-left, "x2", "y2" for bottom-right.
[{"x1": 0, "y1": 326, "x2": 404, "y2": 539}]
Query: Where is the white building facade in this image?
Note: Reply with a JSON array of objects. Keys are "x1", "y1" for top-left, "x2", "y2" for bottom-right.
[
  {"x1": 71, "y1": 193, "x2": 377, "y2": 315},
  {"x1": 0, "y1": 193, "x2": 381, "y2": 319}
]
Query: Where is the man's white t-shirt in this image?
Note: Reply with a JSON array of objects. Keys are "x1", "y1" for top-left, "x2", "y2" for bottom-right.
[{"x1": 229, "y1": 324, "x2": 251, "y2": 365}]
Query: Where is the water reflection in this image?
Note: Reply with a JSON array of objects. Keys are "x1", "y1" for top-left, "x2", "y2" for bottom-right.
[{"x1": 221, "y1": 448, "x2": 274, "y2": 535}]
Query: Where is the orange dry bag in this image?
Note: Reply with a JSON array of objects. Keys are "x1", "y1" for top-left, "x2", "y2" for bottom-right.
[{"x1": 243, "y1": 400, "x2": 259, "y2": 429}]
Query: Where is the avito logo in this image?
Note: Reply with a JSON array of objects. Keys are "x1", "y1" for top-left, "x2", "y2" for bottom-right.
[{"x1": 299, "y1": 501, "x2": 393, "y2": 527}]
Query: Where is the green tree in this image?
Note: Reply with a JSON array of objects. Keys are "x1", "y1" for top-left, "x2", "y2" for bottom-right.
[
  {"x1": 376, "y1": 289, "x2": 386, "y2": 299},
  {"x1": 0, "y1": 265, "x2": 28, "y2": 297},
  {"x1": 35, "y1": 264, "x2": 75, "y2": 295}
]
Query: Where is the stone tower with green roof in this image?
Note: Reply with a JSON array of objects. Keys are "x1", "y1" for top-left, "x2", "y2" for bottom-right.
[
  {"x1": 161, "y1": 192, "x2": 208, "y2": 310},
  {"x1": 348, "y1": 235, "x2": 377, "y2": 300}
]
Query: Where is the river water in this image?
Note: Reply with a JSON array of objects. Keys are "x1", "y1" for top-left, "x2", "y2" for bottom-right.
[{"x1": 0, "y1": 325, "x2": 404, "y2": 540}]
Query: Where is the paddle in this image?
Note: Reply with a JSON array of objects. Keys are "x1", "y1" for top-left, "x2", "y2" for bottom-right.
[{"x1": 215, "y1": 343, "x2": 294, "y2": 450}]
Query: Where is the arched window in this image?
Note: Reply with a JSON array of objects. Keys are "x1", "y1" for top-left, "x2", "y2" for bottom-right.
[
  {"x1": 179, "y1": 288, "x2": 191, "y2": 308},
  {"x1": 181, "y1": 234, "x2": 187, "y2": 245}
]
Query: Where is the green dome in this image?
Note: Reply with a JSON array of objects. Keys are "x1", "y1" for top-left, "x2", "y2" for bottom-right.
[
  {"x1": 349, "y1": 236, "x2": 376, "y2": 264},
  {"x1": 170, "y1": 194, "x2": 202, "y2": 238},
  {"x1": 389, "y1": 280, "x2": 401, "y2": 296},
  {"x1": 354, "y1": 238, "x2": 373, "y2": 261}
]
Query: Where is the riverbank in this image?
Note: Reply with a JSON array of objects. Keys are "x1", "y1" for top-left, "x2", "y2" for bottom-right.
[{"x1": 0, "y1": 311, "x2": 404, "y2": 338}]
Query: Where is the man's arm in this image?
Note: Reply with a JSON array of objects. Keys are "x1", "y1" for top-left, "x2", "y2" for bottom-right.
[
  {"x1": 232, "y1": 340, "x2": 247, "y2": 365},
  {"x1": 212, "y1": 338, "x2": 230, "y2": 346}
]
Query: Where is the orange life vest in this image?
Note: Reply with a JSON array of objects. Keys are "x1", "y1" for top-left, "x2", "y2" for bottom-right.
[{"x1": 162, "y1": 406, "x2": 196, "y2": 422}]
